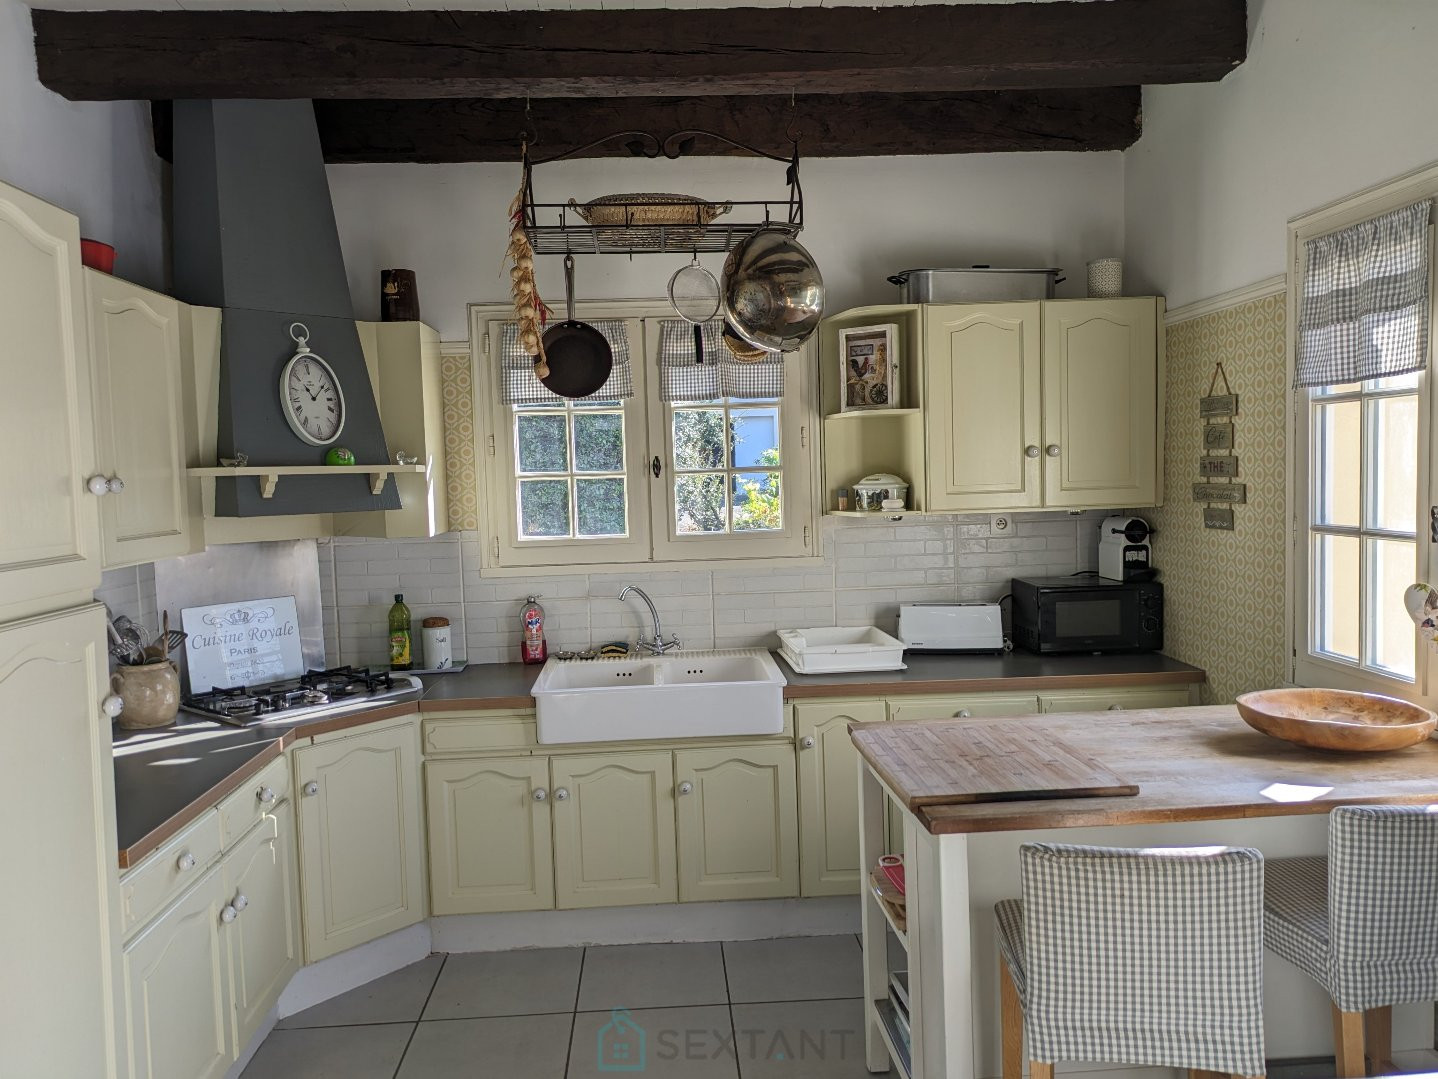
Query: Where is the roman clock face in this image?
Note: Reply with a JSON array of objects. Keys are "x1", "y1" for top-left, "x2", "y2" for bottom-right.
[{"x1": 280, "y1": 351, "x2": 346, "y2": 447}]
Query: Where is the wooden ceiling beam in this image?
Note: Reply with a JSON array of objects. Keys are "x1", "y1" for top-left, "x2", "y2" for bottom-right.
[{"x1": 35, "y1": 0, "x2": 1244, "y2": 102}]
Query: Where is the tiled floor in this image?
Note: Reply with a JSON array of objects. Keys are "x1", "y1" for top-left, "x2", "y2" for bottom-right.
[{"x1": 245, "y1": 934, "x2": 874, "y2": 1078}]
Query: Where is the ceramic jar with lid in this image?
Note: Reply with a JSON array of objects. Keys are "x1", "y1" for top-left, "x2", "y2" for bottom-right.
[
  {"x1": 853, "y1": 473, "x2": 910, "y2": 512},
  {"x1": 422, "y1": 616, "x2": 453, "y2": 670}
]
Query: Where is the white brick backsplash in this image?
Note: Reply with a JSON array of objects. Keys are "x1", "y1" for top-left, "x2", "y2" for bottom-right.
[{"x1": 316, "y1": 508, "x2": 1115, "y2": 664}]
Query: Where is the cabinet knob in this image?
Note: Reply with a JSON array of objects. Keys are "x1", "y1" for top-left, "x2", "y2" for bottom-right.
[
  {"x1": 107, "y1": 476, "x2": 125, "y2": 494},
  {"x1": 87, "y1": 474, "x2": 111, "y2": 497},
  {"x1": 553, "y1": 787, "x2": 569, "y2": 801},
  {"x1": 533, "y1": 788, "x2": 548, "y2": 802},
  {"x1": 256, "y1": 786, "x2": 276, "y2": 805},
  {"x1": 678, "y1": 781, "x2": 694, "y2": 796},
  {"x1": 232, "y1": 893, "x2": 248, "y2": 912},
  {"x1": 101, "y1": 694, "x2": 124, "y2": 718},
  {"x1": 1024, "y1": 445, "x2": 1040, "y2": 459},
  {"x1": 176, "y1": 851, "x2": 196, "y2": 872},
  {"x1": 1045, "y1": 444, "x2": 1061, "y2": 458},
  {"x1": 303, "y1": 781, "x2": 319, "y2": 797},
  {"x1": 800, "y1": 736, "x2": 816, "y2": 749},
  {"x1": 220, "y1": 905, "x2": 237, "y2": 924},
  {"x1": 1107, "y1": 703, "x2": 1123, "y2": 711},
  {"x1": 955, "y1": 709, "x2": 972, "y2": 718}
]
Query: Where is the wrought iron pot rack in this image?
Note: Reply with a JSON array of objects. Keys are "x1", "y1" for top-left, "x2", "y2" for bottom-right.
[{"x1": 518, "y1": 130, "x2": 803, "y2": 257}]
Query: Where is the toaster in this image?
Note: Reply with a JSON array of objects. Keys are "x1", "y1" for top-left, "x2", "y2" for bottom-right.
[{"x1": 898, "y1": 603, "x2": 1004, "y2": 653}]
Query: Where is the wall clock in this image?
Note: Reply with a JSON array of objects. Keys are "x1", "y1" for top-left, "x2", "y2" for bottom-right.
[{"x1": 279, "y1": 322, "x2": 346, "y2": 447}]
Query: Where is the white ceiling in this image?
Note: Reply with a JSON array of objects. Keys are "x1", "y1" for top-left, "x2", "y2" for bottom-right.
[{"x1": 24, "y1": 0, "x2": 1087, "y2": 11}]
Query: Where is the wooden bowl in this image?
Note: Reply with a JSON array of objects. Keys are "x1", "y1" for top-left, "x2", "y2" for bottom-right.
[{"x1": 1236, "y1": 688, "x2": 1437, "y2": 752}]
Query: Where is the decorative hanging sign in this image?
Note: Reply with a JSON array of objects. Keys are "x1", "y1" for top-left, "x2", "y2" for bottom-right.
[
  {"x1": 1198, "y1": 455, "x2": 1240, "y2": 478},
  {"x1": 1193, "y1": 482, "x2": 1247, "y2": 504},
  {"x1": 1198, "y1": 362, "x2": 1243, "y2": 529},
  {"x1": 1203, "y1": 423, "x2": 1235, "y2": 451},
  {"x1": 1204, "y1": 507, "x2": 1235, "y2": 530}
]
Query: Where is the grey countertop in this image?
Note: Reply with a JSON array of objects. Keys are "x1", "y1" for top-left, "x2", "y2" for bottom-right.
[{"x1": 110, "y1": 651, "x2": 1204, "y2": 868}]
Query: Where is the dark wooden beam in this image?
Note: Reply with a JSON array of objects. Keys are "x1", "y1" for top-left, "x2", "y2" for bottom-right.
[
  {"x1": 306, "y1": 89, "x2": 1141, "y2": 163},
  {"x1": 36, "y1": 1, "x2": 1244, "y2": 102}
]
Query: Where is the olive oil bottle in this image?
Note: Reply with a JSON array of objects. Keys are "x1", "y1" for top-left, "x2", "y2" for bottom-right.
[{"x1": 388, "y1": 593, "x2": 413, "y2": 670}]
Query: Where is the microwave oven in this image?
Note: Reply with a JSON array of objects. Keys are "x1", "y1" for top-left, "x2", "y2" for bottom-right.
[{"x1": 1010, "y1": 576, "x2": 1163, "y2": 655}]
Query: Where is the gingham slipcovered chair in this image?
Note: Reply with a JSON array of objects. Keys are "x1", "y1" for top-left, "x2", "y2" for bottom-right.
[
  {"x1": 994, "y1": 842, "x2": 1267, "y2": 1079},
  {"x1": 1264, "y1": 804, "x2": 1438, "y2": 1078}
]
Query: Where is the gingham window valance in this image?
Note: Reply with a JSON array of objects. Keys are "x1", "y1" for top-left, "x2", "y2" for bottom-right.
[
  {"x1": 658, "y1": 320, "x2": 784, "y2": 402},
  {"x1": 1296, "y1": 200, "x2": 1432, "y2": 387},
  {"x1": 498, "y1": 319, "x2": 635, "y2": 405}
]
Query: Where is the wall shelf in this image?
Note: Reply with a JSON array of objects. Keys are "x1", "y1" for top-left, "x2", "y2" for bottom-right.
[
  {"x1": 824, "y1": 408, "x2": 922, "y2": 421},
  {"x1": 188, "y1": 464, "x2": 425, "y2": 500}
]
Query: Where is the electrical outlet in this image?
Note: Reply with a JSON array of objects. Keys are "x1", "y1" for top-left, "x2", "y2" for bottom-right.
[{"x1": 990, "y1": 514, "x2": 1013, "y2": 535}]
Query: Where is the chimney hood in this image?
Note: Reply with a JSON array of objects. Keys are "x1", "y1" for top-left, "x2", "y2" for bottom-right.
[{"x1": 171, "y1": 99, "x2": 400, "y2": 516}]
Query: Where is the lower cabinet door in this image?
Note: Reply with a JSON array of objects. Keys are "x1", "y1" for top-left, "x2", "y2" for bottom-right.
[
  {"x1": 426, "y1": 757, "x2": 555, "y2": 915},
  {"x1": 224, "y1": 803, "x2": 301, "y2": 1053},
  {"x1": 123, "y1": 865, "x2": 233, "y2": 1079},
  {"x1": 795, "y1": 700, "x2": 887, "y2": 897},
  {"x1": 675, "y1": 745, "x2": 799, "y2": 902},
  {"x1": 551, "y1": 752, "x2": 677, "y2": 909},
  {"x1": 294, "y1": 721, "x2": 425, "y2": 961}
]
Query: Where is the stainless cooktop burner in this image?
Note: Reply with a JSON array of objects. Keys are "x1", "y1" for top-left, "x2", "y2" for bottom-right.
[{"x1": 183, "y1": 666, "x2": 417, "y2": 727}]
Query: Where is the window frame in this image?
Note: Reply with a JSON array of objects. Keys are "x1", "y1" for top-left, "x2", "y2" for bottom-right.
[
  {"x1": 1287, "y1": 164, "x2": 1438, "y2": 703},
  {"x1": 470, "y1": 299, "x2": 820, "y2": 576}
]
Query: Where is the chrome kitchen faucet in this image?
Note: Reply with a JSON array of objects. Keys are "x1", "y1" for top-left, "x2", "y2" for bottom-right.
[{"x1": 618, "y1": 585, "x2": 682, "y2": 655}]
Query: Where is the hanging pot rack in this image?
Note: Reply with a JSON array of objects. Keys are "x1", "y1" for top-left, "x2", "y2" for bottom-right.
[{"x1": 518, "y1": 129, "x2": 804, "y2": 257}]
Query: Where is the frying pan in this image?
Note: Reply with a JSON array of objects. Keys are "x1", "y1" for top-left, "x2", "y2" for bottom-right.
[{"x1": 539, "y1": 254, "x2": 613, "y2": 398}]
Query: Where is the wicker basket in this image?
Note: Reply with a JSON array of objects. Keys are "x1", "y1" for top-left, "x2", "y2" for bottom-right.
[{"x1": 568, "y1": 193, "x2": 731, "y2": 249}]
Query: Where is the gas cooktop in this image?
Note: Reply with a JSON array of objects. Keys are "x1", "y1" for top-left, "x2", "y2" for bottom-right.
[{"x1": 182, "y1": 665, "x2": 422, "y2": 727}]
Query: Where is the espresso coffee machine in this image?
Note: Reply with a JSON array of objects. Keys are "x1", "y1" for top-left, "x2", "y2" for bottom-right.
[{"x1": 1098, "y1": 516, "x2": 1156, "y2": 582}]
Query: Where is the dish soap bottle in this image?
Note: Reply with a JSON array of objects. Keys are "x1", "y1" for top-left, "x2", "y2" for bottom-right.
[
  {"x1": 520, "y1": 595, "x2": 547, "y2": 665},
  {"x1": 388, "y1": 593, "x2": 413, "y2": 671}
]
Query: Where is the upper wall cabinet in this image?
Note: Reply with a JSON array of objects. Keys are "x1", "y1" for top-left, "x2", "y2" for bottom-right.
[
  {"x1": 819, "y1": 297, "x2": 1164, "y2": 516},
  {"x1": 86, "y1": 269, "x2": 202, "y2": 569},
  {"x1": 0, "y1": 180, "x2": 101, "y2": 620},
  {"x1": 333, "y1": 321, "x2": 449, "y2": 540}
]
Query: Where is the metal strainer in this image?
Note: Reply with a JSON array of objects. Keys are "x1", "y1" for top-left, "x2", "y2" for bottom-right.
[{"x1": 667, "y1": 255, "x2": 720, "y2": 364}]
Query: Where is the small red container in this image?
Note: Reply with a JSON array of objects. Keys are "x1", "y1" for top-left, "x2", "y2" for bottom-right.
[{"x1": 80, "y1": 239, "x2": 115, "y2": 274}]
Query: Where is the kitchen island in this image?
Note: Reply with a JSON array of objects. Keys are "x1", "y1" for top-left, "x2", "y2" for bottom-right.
[{"x1": 853, "y1": 706, "x2": 1438, "y2": 1078}]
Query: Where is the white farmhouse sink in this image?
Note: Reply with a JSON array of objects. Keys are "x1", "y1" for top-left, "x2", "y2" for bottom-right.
[{"x1": 531, "y1": 648, "x2": 787, "y2": 745}]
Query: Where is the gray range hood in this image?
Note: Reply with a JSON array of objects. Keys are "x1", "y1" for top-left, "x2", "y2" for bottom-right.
[{"x1": 171, "y1": 99, "x2": 400, "y2": 516}]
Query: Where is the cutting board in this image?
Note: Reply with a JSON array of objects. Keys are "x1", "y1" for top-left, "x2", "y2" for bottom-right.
[{"x1": 852, "y1": 718, "x2": 1139, "y2": 810}]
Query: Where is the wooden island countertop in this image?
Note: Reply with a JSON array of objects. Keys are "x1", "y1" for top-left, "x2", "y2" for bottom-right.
[{"x1": 852, "y1": 704, "x2": 1438, "y2": 836}]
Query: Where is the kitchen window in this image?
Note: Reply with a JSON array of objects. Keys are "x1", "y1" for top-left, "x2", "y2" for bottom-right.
[
  {"x1": 474, "y1": 303, "x2": 816, "y2": 572},
  {"x1": 1291, "y1": 181, "x2": 1436, "y2": 698}
]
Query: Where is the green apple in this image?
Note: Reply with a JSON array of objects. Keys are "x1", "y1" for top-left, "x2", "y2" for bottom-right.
[{"x1": 324, "y1": 447, "x2": 356, "y2": 466}]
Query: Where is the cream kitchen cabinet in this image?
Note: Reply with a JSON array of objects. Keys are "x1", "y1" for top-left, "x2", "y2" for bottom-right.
[
  {"x1": 1, "y1": 604, "x2": 123, "y2": 1078},
  {"x1": 294, "y1": 718, "x2": 426, "y2": 960},
  {"x1": 675, "y1": 745, "x2": 798, "y2": 902},
  {"x1": 551, "y1": 751, "x2": 678, "y2": 909},
  {"x1": 426, "y1": 756, "x2": 554, "y2": 915},
  {"x1": 1037, "y1": 685, "x2": 1196, "y2": 713},
  {"x1": 924, "y1": 298, "x2": 1162, "y2": 512},
  {"x1": 333, "y1": 321, "x2": 449, "y2": 540},
  {"x1": 223, "y1": 803, "x2": 301, "y2": 1054},
  {"x1": 85, "y1": 269, "x2": 200, "y2": 569},
  {"x1": 795, "y1": 699, "x2": 885, "y2": 897},
  {"x1": 0, "y1": 181, "x2": 101, "y2": 621},
  {"x1": 924, "y1": 303, "x2": 1044, "y2": 512},
  {"x1": 122, "y1": 864, "x2": 233, "y2": 1079},
  {"x1": 1041, "y1": 299, "x2": 1161, "y2": 508}
]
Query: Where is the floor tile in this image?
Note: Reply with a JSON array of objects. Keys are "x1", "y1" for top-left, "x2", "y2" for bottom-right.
[
  {"x1": 731, "y1": 998, "x2": 871, "y2": 1078},
  {"x1": 397, "y1": 1013, "x2": 572, "y2": 1078},
  {"x1": 723, "y1": 936, "x2": 863, "y2": 1004},
  {"x1": 577, "y1": 941, "x2": 728, "y2": 1011},
  {"x1": 278, "y1": 955, "x2": 444, "y2": 1028},
  {"x1": 240, "y1": 1023, "x2": 413, "y2": 1078},
  {"x1": 569, "y1": 1004, "x2": 738, "y2": 1079},
  {"x1": 422, "y1": 946, "x2": 583, "y2": 1020}
]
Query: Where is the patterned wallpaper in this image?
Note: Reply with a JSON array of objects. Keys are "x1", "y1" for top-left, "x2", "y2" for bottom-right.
[
  {"x1": 441, "y1": 350, "x2": 480, "y2": 532},
  {"x1": 1149, "y1": 293, "x2": 1288, "y2": 703}
]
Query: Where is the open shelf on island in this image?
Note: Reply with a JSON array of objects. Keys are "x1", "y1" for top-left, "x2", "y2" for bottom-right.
[{"x1": 188, "y1": 464, "x2": 426, "y2": 500}]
